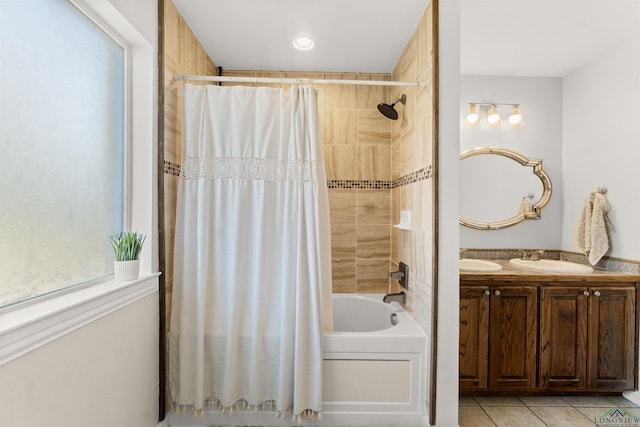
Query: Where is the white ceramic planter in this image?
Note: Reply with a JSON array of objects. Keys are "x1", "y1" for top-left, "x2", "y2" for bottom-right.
[{"x1": 114, "y1": 259, "x2": 140, "y2": 281}]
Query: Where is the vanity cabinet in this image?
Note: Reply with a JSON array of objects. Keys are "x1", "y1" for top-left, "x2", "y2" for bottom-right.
[
  {"x1": 459, "y1": 285, "x2": 489, "y2": 390},
  {"x1": 459, "y1": 283, "x2": 538, "y2": 392},
  {"x1": 460, "y1": 274, "x2": 639, "y2": 394},
  {"x1": 540, "y1": 285, "x2": 636, "y2": 391}
]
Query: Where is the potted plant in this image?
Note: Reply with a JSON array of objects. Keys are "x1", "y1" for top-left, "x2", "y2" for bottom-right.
[{"x1": 109, "y1": 231, "x2": 146, "y2": 281}]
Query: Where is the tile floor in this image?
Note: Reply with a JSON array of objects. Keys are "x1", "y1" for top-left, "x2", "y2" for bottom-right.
[{"x1": 459, "y1": 395, "x2": 640, "y2": 427}]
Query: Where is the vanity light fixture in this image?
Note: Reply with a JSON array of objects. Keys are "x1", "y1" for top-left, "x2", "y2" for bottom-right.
[
  {"x1": 464, "y1": 102, "x2": 525, "y2": 129},
  {"x1": 465, "y1": 103, "x2": 480, "y2": 127},
  {"x1": 508, "y1": 105, "x2": 525, "y2": 127},
  {"x1": 486, "y1": 104, "x2": 501, "y2": 127},
  {"x1": 293, "y1": 35, "x2": 314, "y2": 51}
]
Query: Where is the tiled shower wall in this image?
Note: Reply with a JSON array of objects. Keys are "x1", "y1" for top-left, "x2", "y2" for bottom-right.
[{"x1": 391, "y1": 5, "x2": 434, "y2": 335}]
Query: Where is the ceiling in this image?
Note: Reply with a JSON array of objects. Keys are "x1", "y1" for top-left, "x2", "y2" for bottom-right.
[
  {"x1": 172, "y1": 0, "x2": 430, "y2": 73},
  {"x1": 461, "y1": 0, "x2": 640, "y2": 77},
  {"x1": 173, "y1": 0, "x2": 640, "y2": 77}
]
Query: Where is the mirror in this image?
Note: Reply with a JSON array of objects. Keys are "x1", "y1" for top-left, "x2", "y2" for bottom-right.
[{"x1": 459, "y1": 147, "x2": 552, "y2": 230}]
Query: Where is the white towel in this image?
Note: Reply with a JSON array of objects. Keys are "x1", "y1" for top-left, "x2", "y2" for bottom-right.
[{"x1": 575, "y1": 192, "x2": 610, "y2": 265}]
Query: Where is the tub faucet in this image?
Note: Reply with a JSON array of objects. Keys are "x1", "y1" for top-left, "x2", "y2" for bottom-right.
[
  {"x1": 522, "y1": 250, "x2": 545, "y2": 261},
  {"x1": 383, "y1": 291, "x2": 406, "y2": 304}
]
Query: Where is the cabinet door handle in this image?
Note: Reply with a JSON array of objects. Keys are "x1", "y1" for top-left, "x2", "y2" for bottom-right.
[
  {"x1": 494, "y1": 290, "x2": 501, "y2": 296},
  {"x1": 484, "y1": 290, "x2": 490, "y2": 296},
  {"x1": 583, "y1": 290, "x2": 590, "y2": 296},
  {"x1": 593, "y1": 291, "x2": 601, "y2": 297}
]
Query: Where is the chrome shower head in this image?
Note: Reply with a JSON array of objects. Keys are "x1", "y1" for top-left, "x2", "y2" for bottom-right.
[{"x1": 377, "y1": 94, "x2": 407, "y2": 120}]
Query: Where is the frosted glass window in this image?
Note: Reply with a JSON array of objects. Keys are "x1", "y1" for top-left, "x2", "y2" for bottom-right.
[{"x1": 0, "y1": 0, "x2": 125, "y2": 307}]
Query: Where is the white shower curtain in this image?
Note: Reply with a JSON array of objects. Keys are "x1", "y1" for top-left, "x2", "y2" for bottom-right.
[{"x1": 169, "y1": 84, "x2": 332, "y2": 418}]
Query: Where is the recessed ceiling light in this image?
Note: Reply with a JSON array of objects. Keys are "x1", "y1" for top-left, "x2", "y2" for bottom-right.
[{"x1": 293, "y1": 35, "x2": 314, "y2": 51}]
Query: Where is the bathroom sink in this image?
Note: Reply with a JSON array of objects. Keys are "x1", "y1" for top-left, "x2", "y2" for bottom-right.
[
  {"x1": 460, "y1": 258, "x2": 502, "y2": 272},
  {"x1": 509, "y1": 258, "x2": 593, "y2": 273}
]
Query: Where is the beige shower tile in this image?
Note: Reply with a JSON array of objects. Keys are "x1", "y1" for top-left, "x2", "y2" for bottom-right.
[
  {"x1": 163, "y1": 0, "x2": 180, "y2": 61},
  {"x1": 399, "y1": 86, "x2": 417, "y2": 136},
  {"x1": 324, "y1": 145, "x2": 358, "y2": 180},
  {"x1": 178, "y1": 19, "x2": 195, "y2": 71},
  {"x1": 392, "y1": 131, "x2": 413, "y2": 180},
  {"x1": 400, "y1": 33, "x2": 418, "y2": 81},
  {"x1": 356, "y1": 224, "x2": 391, "y2": 259},
  {"x1": 321, "y1": 109, "x2": 357, "y2": 145},
  {"x1": 165, "y1": 284, "x2": 173, "y2": 335},
  {"x1": 331, "y1": 259, "x2": 356, "y2": 293},
  {"x1": 330, "y1": 223, "x2": 356, "y2": 260},
  {"x1": 390, "y1": 227, "x2": 401, "y2": 263},
  {"x1": 195, "y1": 43, "x2": 207, "y2": 76},
  {"x1": 356, "y1": 259, "x2": 391, "y2": 293},
  {"x1": 358, "y1": 109, "x2": 391, "y2": 145},
  {"x1": 328, "y1": 189, "x2": 356, "y2": 223},
  {"x1": 415, "y1": 115, "x2": 433, "y2": 170},
  {"x1": 410, "y1": 230, "x2": 428, "y2": 282},
  {"x1": 163, "y1": 174, "x2": 179, "y2": 228},
  {"x1": 416, "y1": 8, "x2": 433, "y2": 81},
  {"x1": 392, "y1": 227, "x2": 411, "y2": 268},
  {"x1": 358, "y1": 145, "x2": 391, "y2": 181},
  {"x1": 459, "y1": 405, "x2": 496, "y2": 427},
  {"x1": 357, "y1": 73, "x2": 390, "y2": 109},
  {"x1": 253, "y1": 70, "x2": 286, "y2": 89},
  {"x1": 482, "y1": 406, "x2": 546, "y2": 427},
  {"x1": 529, "y1": 406, "x2": 595, "y2": 427},
  {"x1": 164, "y1": 226, "x2": 175, "y2": 285},
  {"x1": 322, "y1": 73, "x2": 358, "y2": 109},
  {"x1": 356, "y1": 190, "x2": 391, "y2": 225},
  {"x1": 205, "y1": 55, "x2": 217, "y2": 77}
]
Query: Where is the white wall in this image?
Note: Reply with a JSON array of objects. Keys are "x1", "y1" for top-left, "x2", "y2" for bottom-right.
[
  {"x1": 460, "y1": 76, "x2": 563, "y2": 249},
  {"x1": 436, "y1": 0, "x2": 460, "y2": 425},
  {"x1": 0, "y1": 294, "x2": 159, "y2": 427},
  {"x1": 561, "y1": 37, "x2": 640, "y2": 260}
]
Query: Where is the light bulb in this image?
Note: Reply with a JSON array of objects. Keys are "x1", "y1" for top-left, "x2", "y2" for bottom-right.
[
  {"x1": 487, "y1": 104, "x2": 501, "y2": 126},
  {"x1": 465, "y1": 104, "x2": 480, "y2": 126},
  {"x1": 508, "y1": 105, "x2": 524, "y2": 127},
  {"x1": 293, "y1": 35, "x2": 314, "y2": 51}
]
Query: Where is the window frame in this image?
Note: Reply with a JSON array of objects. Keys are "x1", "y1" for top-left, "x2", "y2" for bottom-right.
[{"x1": 0, "y1": 0, "x2": 158, "y2": 366}]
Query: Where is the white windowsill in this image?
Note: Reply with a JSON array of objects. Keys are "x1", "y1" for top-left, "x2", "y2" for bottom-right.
[{"x1": 0, "y1": 273, "x2": 160, "y2": 366}]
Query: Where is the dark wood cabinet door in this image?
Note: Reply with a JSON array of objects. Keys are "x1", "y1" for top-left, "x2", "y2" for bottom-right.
[
  {"x1": 459, "y1": 286, "x2": 490, "y2": 391},
  {"x1": 489, "y1": 285, "x2": 538, "y2": 390},
  {"x1": 588, "y1": 286, "x2": 636, "y2": 390},
  {"x1": 539, "y1": 286, "x2": 589, "y2": 389}
]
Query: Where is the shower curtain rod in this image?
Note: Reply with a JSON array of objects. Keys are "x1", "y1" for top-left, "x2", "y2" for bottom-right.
[{"x1": 174, "y1": 74, "x2": 426, "y2": 88}]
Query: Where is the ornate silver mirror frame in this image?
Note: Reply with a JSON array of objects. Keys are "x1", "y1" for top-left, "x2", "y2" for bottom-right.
[{"x1": 459, "y1": 147, "x2": 552, "y2": 230}]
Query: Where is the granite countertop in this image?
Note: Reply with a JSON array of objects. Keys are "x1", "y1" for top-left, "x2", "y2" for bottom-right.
[{"x1": 460, "y1": 258, "x2": 640, "y2": 283}]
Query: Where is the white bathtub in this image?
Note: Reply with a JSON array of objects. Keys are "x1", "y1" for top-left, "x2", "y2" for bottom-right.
[
  {"x1": 163, "y1": 294, "x2": 428, "y2": 427},
  {"x1": 320, "y1": 294, "x2": 428, "y2": 427}
]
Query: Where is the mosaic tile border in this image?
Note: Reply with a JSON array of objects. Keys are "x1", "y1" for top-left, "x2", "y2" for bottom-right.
[
  {"x1": 392, "y1": 166, "x2": 432, "y2": 189},
  {"x1": 164, "y1": 160, "x2": 181, "y2": 177},
  {"x1": 165, "y1": 160, "x2": 432, "y2": 190},
  {"x1": 327, "y1": 180, "x2": 392, "y2": 189}
]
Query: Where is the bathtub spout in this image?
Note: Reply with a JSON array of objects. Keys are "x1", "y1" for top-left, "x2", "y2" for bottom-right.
[{"x1": 383, "y1": 291, "x2": 406, "y2": 304}]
